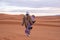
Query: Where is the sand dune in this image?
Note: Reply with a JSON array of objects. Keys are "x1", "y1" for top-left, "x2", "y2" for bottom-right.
[{"x1": 0, "y1": 14, "x2": 60, "y2": 40}]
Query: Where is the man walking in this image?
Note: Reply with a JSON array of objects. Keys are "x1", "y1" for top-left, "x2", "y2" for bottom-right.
[{"x1": 22, "y1": 13, "x2": 33, "y2": 36}]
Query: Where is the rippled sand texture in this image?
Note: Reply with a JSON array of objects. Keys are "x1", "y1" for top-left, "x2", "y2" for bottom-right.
[{"x1": 0, "y1": 14, "x2": 60, "y2": 40}]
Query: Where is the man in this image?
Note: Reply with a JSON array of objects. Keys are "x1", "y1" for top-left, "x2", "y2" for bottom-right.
[{"x1": 22, "y1": 13, "x2": 33, "y2": 36}]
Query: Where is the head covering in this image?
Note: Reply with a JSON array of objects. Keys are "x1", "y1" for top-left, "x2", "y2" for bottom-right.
[
  {"x1": 26, "y1": 11, "x2": 29, "y2": 16},
  {"x1": 26, "y1": 11, "x2": 29, "y2": 14}
]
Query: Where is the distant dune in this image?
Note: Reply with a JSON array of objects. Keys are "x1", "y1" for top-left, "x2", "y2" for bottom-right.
[
  {"x1": 0, "y1": 14, "x2": 60, "y2": 27},
  {"x1": 0, "y1": 14, "x2": 60, "y2": 40}
]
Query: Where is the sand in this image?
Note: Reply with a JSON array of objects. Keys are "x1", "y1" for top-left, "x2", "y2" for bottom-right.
[{"x1": 0, "y1": 14, "x2": 60, "y2": 40}]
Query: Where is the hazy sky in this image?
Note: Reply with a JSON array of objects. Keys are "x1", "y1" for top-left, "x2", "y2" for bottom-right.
[
  {"x1": 0, "y1": 0, "x2": 60, "y2": 7},
  {"x1": 0, "y1": 0, "x2": 60, "y2": 16}
]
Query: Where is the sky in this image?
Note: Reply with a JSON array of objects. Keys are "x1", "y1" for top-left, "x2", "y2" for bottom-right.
[{"x1": 0, "y1": 0, "x2": 60, "y2": 16}]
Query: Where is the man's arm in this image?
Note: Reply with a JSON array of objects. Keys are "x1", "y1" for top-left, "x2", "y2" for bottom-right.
[
  {"x1": 29, "y1": 16, "x2": 33, "y2": 25},
  {"x1": 22, "y1": 16, "x2": 25, "y2": 26}
]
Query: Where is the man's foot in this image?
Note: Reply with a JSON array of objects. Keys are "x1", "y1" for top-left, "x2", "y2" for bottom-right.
[{"x1": 25, "y1": 33, "x2": 30, "y2": 37}]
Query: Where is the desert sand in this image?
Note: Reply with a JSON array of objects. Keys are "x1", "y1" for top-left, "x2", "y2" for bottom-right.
[{"x1": 0, "y1": 14, "x2": 60, "y2": 40}]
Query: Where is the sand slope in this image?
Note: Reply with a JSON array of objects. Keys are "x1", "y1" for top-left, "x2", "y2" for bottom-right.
[{"x1": 0, "y1": 14, "x2": 60, "y2": 40}]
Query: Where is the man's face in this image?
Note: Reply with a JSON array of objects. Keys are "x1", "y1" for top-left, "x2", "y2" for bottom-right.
[{"x1": 26, "y1": 14, "x2": 29, "y2": 16}]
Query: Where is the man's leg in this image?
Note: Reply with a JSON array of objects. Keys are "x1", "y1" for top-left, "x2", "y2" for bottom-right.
[
  {"x1": 25, "y1": 25, "x2": 31, "y2": 36},
  {"x1": 25, "y1": 28, "x2": 30, "y2": 37}
]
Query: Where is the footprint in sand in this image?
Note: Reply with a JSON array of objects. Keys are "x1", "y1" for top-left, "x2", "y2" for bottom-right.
[{"x1": 2, "y1": 37, "x2": 10, "y2": 40}]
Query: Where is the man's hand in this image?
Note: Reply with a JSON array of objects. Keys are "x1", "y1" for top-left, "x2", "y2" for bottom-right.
[{"x1": 22, "y1": 23, "x2": 24, "y2": 26}]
